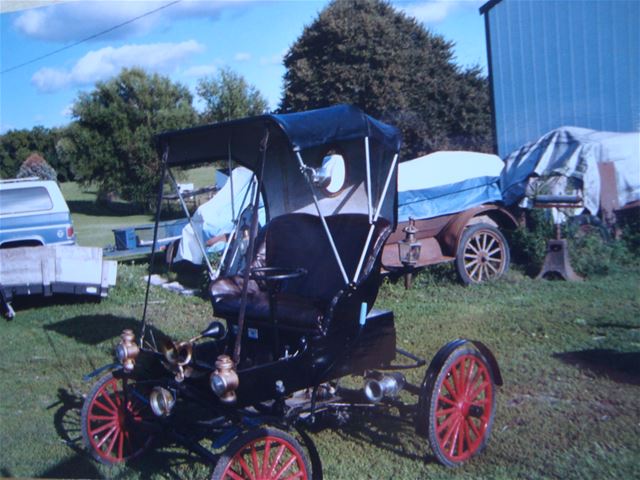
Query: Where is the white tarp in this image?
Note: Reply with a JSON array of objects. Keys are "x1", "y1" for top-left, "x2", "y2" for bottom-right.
[
  {"x1": 175, "y1": 167, "x2": 263, "y2": 265},
  {"x1": 500, "y1": 126, "x2": 640, "y2": 215},
  {"x1": 397, "y1": 151, "x2": 504, "y2": 221},
  {"x1": 399, "y1": 151, "x2": 504, "y2": 192}
]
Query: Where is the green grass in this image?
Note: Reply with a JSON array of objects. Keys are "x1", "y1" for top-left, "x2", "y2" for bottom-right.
[
  {"x1": 59, "y1": 165, "x2": 216, "y2": 248},
  {"x1": 1, "y1": 263, "x2": 638, "y2": 479}
]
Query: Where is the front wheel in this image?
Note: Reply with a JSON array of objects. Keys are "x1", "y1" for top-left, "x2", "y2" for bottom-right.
[
  {"x1": 211, "y1": 427, "x2": 311, "y2": 480},
  {"x1": 81, "y1": 372, "x2": 155, "y2": 465},
  {"x1": 456, "y1": 223, "x2": 510, "y2": 284},
  {"x1": 425, "y1": 347, "x2": 496, "y2": 467}
]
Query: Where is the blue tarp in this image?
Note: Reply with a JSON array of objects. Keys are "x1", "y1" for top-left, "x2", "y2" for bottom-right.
[{"x1": 398, "y1": 176, "x2": 502, "y2": 222}]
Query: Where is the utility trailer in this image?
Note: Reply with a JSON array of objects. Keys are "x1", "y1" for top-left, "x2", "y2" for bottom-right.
[{"x1": 0, "y1": 245, "x2": 117, "y2": 319}]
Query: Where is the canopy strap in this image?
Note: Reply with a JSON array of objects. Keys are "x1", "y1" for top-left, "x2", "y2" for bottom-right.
[
  {"x1": 233, "y1": 129, "x2": 269, "y2": 365},
  {"x1": 295, "y1": 151, "x2": 349, "y2": 285}
]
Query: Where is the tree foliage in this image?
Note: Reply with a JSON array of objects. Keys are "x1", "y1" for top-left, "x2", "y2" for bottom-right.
[
  {"x1": 16, "y1": 153, "x2": 58, "y2": 181},
  {"x1": 0, "y1": 126, "x2": 73, "y2": 180},
  {"x1": 197, "y1": 68, "x2": 269, "y2": 123},
  {"x1": 67, "y1": 68, "x2": 197, "y2": 205},
  {"x1": 281, "y1": 0, "x2": 493, "y2": 156}
]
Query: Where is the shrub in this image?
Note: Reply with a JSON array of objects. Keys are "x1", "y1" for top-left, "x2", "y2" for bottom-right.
[{"x1": 16, "y1": 153, "x2": 58, "y2": 181}]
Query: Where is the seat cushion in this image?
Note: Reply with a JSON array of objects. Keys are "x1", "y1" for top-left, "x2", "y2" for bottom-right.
[{"x1": 213, "y1": 292, "x2": 324, "y2": 333}]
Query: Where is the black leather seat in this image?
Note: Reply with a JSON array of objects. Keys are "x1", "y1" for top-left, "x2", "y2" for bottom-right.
[{"x1": 209, "y1": 213, "x2": 391, "y2": 335}]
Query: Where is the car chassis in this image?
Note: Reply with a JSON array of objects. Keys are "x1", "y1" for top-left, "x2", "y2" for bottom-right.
[{"x1": 81, "y1": 105, "x2": 503, "y2": 478}]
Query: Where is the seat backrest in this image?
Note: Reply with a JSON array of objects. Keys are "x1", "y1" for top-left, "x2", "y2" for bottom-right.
[{"x1": 265, "y1": 213, "x2": 390, "y2": 306}]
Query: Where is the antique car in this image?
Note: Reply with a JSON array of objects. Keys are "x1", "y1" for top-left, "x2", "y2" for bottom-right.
[
  {"x1": 81, "y1": 105, "x2": 503, "y2": 478},
  {"x1": 383, "y1": 151, "x2": 517, "y2": 285}
]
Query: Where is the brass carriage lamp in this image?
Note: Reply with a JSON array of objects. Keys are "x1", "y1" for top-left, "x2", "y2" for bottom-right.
[
  {"x1": 116, "y1": 329, "x2": 139, "y2": 372},
  {"x1": 398, "y1": 219, "x2": 421, "y2": 267}
]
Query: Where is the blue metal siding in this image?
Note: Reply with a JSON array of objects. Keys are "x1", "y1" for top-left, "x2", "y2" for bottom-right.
[{"x1": 484, "y1": 0, "x2": 640, "y2": 157}]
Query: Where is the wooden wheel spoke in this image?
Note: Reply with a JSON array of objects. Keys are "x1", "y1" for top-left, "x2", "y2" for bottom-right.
[
  {"x1": 487, "y1": 246, "x2": 502, "y2": 257},
  {"x1": 486, "y1": 262, "x2": 499, "y2": 274},
  {"x1": 261, "y1": 439, "x2": 272, "y2": 477},
  {"x1": 446, "y1": 417, "x2": 462, "y2": 456},
  {"x1": 438, "y1": 394, "x2": 456, "y2": 407},
  {"x1": 90, "y1": 419, "x2": 116, "y2": 436},
  {"x1": 273, "y1": 455, "x2": 297, "y2": 480},
  {"x1": 436, "y1": 410, "x2": 460, "y2": 434},
  {"x1": 468, "y1": 379, "x2": 489, "y2": 401},
  {"x1": 484, "y1": 236, "x2": 497, "y2": 252},
  {"x1": 467, "y1": 416, "x2": 481, "y2": 438},
  {"x1": 225, "y1": 470, "x2": 245, "y2": 480},
  {"x1": 92, "y1": 399, "x2": 116, "y2": 416},
  {"x1": 237, "y1": 454, "x2": 255, "y2": 479},
  {"x1": 268, "y1": 444, "x2": 287, "y2": 477}
]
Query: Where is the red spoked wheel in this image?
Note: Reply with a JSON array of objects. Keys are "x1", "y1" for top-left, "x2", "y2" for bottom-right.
[
  {"x1": 81, "y1": 373, "x2": 154, "y2": 464},
  {"x1": 211, "y1": 427, "x2": 311, "y2": 480},
  {"x1": 427, "y1": 348, "x2": 496, "y2": 467}
]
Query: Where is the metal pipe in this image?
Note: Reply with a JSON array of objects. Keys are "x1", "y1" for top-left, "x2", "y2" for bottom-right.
[
  {"x1": 140, "y1": 146, "x2": 169, "y2": 349},
  {"x1": 352, "y1": 152, "x2": 398, "y2": 283},
  {"x1": 215, "y1": 175, "x2": 255, "y2": 278},
  {"x1": 295, "y1": 151, "x2": 349, "y2": 285},
  {"x1": 364, "y1": 136, "x2": 373, "y2": 223},
  {"x1": 167, "y1": 169, "x2": 215, "y2": 279}
]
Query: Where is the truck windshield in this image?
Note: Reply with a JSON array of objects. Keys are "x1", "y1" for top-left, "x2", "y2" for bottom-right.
[{"x1": 0, "y1": 187, "x2": 53, "y2": 215}]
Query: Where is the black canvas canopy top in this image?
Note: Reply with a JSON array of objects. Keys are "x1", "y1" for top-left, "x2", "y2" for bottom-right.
[{"x1": 156, "y1": 104, "x2": 401, "y2": 169}]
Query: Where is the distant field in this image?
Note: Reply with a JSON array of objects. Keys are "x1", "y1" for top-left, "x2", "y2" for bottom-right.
[
  {"x1": 0, "y1": 263, "x2": 638, "y2": 479},
  {"x1": 60, "y1": 166, "x2": 216, "y2": 248}
]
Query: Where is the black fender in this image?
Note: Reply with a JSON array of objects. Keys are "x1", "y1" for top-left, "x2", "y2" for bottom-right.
[
  {"x1": 415, "y1": 338, "x2": 502, "y2": 436},
  {"x1": 82, "y1": 363, "x2": 120, "y2": 382}
]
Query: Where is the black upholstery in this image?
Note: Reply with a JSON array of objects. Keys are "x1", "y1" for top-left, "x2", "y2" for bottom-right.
[{"x1": 210, "y1": 213, "x2": 391, "y2": 334}]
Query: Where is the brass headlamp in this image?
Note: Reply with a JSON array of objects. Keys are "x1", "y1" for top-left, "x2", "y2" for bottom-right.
[
  {"x1": 116, "y1": 329, "x2": 139, "y2": 372},
  {"x1": 209, "y1": 354, "x2": 239, "y2": 404}
]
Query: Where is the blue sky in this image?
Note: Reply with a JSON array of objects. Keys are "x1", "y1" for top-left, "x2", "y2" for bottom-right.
[{"x1": 0, "y1": 0, "x2": 487, "y2": 134}]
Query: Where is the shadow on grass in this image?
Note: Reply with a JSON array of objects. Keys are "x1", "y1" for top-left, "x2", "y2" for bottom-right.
[
  {"x1": 309, "y1": 409, "x2": 432, "y2": 465},
  {"x1": 8, "y1": 294, "x2": 102, "y2": 318},
  {"x1": 554, "y1": 349, "x2": 640, "y2": 386},
  {"x1": 44, "y1": 314, "x2": 141, "y2": 345},
  {"x1": 44, "y1": 314, "x2": 172, "y2": 347},
  {"x1": 45, "y1": 387, "x2": 212, "y2": 479}
]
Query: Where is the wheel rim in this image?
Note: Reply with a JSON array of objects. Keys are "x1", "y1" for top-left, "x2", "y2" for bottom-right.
[
  {"x1": 434, "y1": 354, "x2": 493, "y2": 463},
  {"x1": 86, "y1": 377, "x2": 152, "y2": 463},
  {"x1": 463, "y1": 229, "x2": 505, "y2": 283},
  {"x1": 221, "y1": 435, "x2": 309, "y2": 480}
]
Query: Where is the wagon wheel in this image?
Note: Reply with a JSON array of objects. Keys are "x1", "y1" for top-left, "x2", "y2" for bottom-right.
[
  {"x1": 425, "y1": 347, "x2": 496, "y2": 467},
  {"x1": 81, "y1": 373, "x2": 155, "y2": 465},
  {"x1": 211, "y1": 427, "x2": 311, "y2": 480},
  {"x1": 456, "y1": 223, "x2": 510, "y2": 284}
]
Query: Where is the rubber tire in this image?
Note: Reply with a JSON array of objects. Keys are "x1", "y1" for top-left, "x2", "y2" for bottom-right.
[
  {"x1": 456, "y1": 223, "x2": 510, "y2": 285},
  {"x1": 211, "y1": 427, "x2": 311, "y2": 480},
  {"x1": 81, "y1": 372, "x2": 154, "y2": 465},
  {"x1": 426, "y1": 347, "x2": 496, "y2": 467}
]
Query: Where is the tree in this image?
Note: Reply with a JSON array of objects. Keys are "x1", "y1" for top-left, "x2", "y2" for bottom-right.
[
  {"x1": 0, "y1": 126, "x2": 71, "y2": 180},
  {"x1": 67, "y1": 68, "x2": 197, "y2": 206},
  {"x1": 280, "y1": 0, "x2": 493, "y2": 156},
  {"x1": 197, "y1": 68, "x2": 269, "y2": 123},
  {"x1": 17, "y1": 153, "x2": 58, "y2": 181}
]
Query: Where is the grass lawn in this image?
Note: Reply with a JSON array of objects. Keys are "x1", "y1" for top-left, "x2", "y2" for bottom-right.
[
  {"x1": 60, "y1": 165, "x2": 217, "y2": 248},
  {"x1": 0, "y1": 263, "x2": 638, "y2": 479}
]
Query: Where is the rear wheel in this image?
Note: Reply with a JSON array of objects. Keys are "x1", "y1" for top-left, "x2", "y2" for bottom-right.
[
  {"x1": 456, "y1": 223, "x2": 509, "y2": 284},
  {"x1": 81, "y1": 373, "x2": 154, "y2": 464},
  {"x1": 211, "y1": 427, "x2": 311, "y2": 480},
  {"x1": 426, "y1": 347, "x2": 496, "y2": 467}
]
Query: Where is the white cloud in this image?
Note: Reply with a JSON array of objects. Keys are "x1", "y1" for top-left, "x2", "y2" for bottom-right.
[
  {"x1": 1, "y1": 123, "x2": 15, "y2": 134},
  {"x1": 400, "y1": 0, "x2": 482, "y2": 24},
  {"x1": 14, "y1": 0, "x2": 249, "y2": 42},
  {"x1": 31, "y1": 40, "x2": 204, "y2": 92},
  {"x1": 183, "y1": 63, "x2": 218, "y2": 78},
  {"x1": 234, "y1": 52, "x2": 251, "y2": 62}
]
